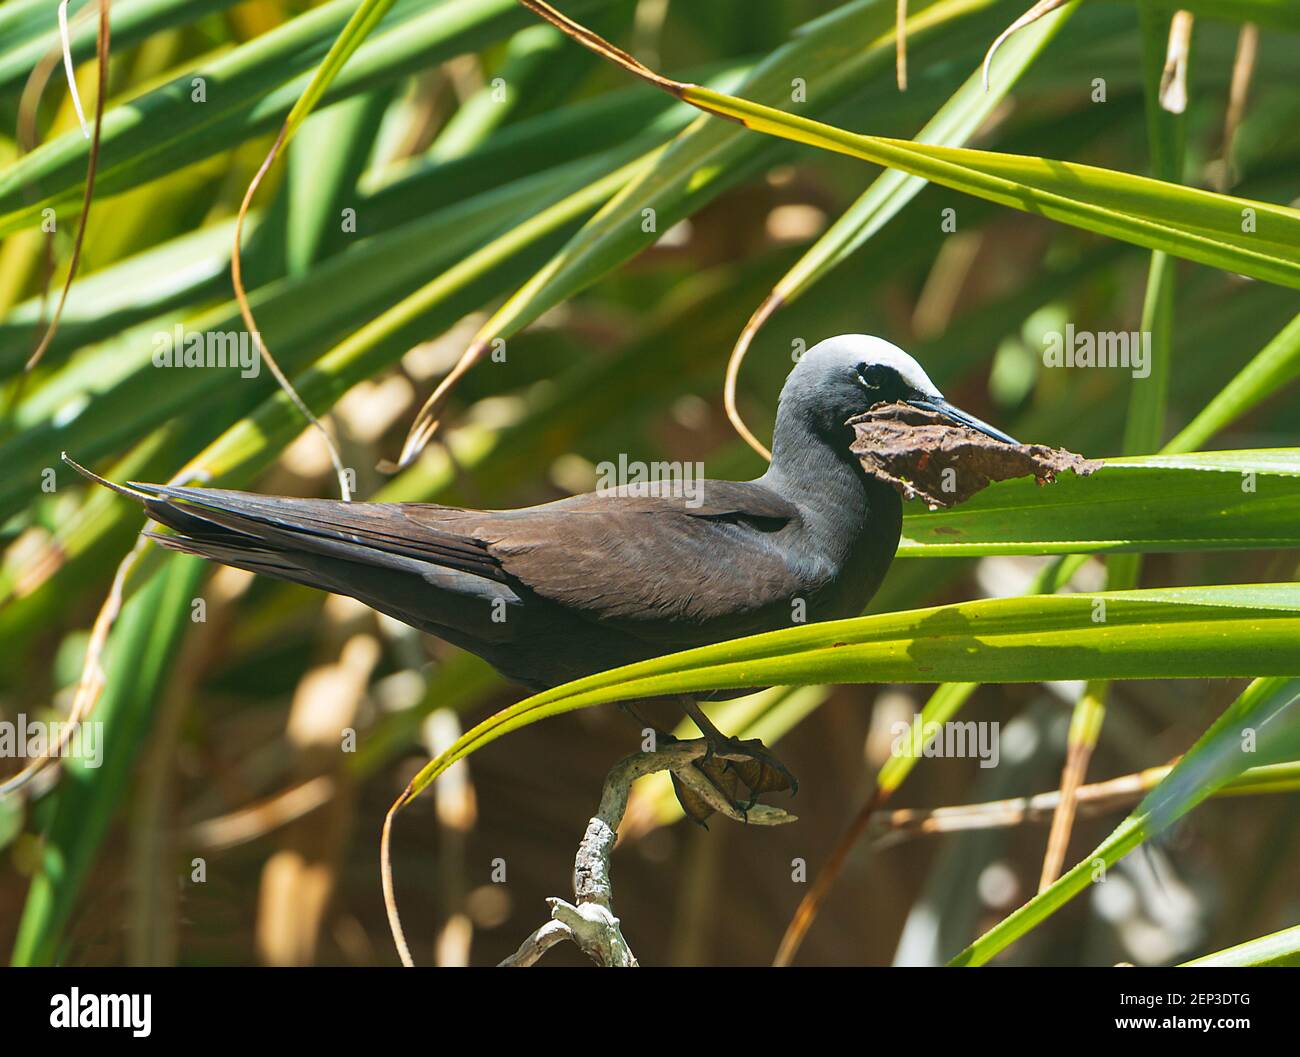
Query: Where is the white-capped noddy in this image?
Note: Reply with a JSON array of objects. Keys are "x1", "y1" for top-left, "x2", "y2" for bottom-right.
[{"x1": 73, "y1": 335, "x2": 1017, "y2": 822}]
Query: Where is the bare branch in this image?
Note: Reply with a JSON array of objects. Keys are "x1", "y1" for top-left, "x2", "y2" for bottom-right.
[
  {"x1": 1158, "y1": 10, "x2": 1194, "y2": 115},
  {"x1": 499, "y1": 737, "x2": 794, "y2": 967}
]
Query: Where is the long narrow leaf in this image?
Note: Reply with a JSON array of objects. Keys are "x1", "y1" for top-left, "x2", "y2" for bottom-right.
[
  {"x1": 681, "y1": 85, "x2": 1300, "y2": 287},
  {"x1": 400, "y1": 585, "x2": 1300, "y2": 804},
  {"x1": 900, "y1": 449, "x2": 1300, "y2": 555},
  {"x1": 950, "y1": 676, "x2": 1300, "y2": 965},
  {"x1": 1181, "y1": 923, "x2": 1300, "y2": 967}
]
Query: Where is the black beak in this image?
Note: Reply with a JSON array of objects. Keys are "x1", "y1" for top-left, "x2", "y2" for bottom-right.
[{"x1": 906, "y1": 396, "x2": 1020, "y2": 445}]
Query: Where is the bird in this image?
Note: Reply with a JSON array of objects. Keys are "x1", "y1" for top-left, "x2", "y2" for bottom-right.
[{"x1": 71, "y1": 334, "x2": 1018, "y2": 823}]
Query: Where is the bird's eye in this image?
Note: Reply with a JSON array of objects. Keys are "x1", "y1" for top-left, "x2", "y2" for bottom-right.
[{"x1": 856, "y1": 363, "x2": 891, "y2": 389}]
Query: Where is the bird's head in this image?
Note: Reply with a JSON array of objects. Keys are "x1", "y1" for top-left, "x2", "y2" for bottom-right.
[{"x1": 780, "y1": 334, "x2": 1018, "y2": 446}]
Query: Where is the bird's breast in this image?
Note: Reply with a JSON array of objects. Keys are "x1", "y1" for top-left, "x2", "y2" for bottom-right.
[{"x1": 791, "y1": 475, "x2": 903, "y2": 622}]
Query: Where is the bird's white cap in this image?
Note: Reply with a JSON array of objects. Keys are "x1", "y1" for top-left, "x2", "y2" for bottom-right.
[{"x1": 797, "y1": 334, "x2": 943, "y2": 397}]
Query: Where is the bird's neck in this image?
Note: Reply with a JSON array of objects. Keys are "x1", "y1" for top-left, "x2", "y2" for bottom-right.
[{"x1": 761, "y1": 409, "x2": 883, "y2": 548}]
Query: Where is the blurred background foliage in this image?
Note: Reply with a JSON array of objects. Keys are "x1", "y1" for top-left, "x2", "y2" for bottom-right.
[{"x1": 0, "y1": 0, "x2": 1297, "y2": 966}]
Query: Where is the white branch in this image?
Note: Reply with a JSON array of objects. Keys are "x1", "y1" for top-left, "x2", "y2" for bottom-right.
[{"x1": 500, "y1": 737, "x2": 795, "y2": 967}]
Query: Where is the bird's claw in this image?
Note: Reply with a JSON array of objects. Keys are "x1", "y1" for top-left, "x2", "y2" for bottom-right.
[
  {"x1": 678, "y1": 733, "x2": 798, "y2": 826},
  {"x1": 710, "y1": 735, "x2": 799, "y2": 798}
]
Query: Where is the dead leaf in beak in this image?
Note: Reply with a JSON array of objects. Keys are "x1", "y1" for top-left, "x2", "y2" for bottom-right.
[{"x1": 849, "y1": 402, "x2": 1102, "y2": 508}]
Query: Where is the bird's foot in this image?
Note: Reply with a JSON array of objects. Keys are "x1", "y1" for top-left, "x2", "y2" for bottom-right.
[
  {"x1": 673, "y1": 733, "x2": 798, "y2": 828},
  {"x1": 706, "y1": 734, "x2": 799, "y2": 804}
]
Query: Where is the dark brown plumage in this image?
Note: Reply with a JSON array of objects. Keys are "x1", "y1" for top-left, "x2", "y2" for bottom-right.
[{"x1": 74, "y1": 335, "x2": 1016, "y2": 820}]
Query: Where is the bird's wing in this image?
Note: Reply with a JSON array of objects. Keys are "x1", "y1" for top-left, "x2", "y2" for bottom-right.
[
  {"x1": 406, "y1": 481, "x2": 809, "y2": 635},
  {"x1": 128, "y1": 481, "x2": 807, "y2": 642},
  {"x1": 137, "y1": 486, "x2": 505, "y2": 580}
]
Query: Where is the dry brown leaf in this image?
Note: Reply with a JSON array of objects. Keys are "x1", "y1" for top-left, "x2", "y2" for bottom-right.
[{"x1": 849, "y1": 402, "x2": 1101, "y2": 508}]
